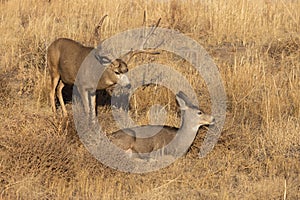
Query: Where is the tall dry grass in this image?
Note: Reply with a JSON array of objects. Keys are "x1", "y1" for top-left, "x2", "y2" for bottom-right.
[{"x1": 0, "y1": 0, "x2": 299, "y2": 199}]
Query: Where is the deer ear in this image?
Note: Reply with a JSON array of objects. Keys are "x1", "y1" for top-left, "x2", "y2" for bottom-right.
[
  {"x1": 176, "y1": 95, "x2": 188, "y2": 110},
  {"x1": 95, "y1": 54, "x2": 111, "y2": 65}
]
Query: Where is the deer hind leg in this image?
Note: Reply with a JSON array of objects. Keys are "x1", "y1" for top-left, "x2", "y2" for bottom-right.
[
  {"x1": 56, "y1": 80, "x2": 67, "y2": 116},
  {"x1": 50, "y1": 75, "x2": 60, "y2": 114}
]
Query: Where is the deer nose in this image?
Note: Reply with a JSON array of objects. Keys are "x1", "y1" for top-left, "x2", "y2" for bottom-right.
[{"x1": 125, "y1": 83, "x2": 131, "y2": 89}]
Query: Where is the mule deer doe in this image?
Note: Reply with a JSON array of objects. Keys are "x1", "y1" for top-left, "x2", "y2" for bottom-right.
[
  {"x1": 109, "y1": 91, "x2": 215, "y2": 159},
  {"x1": 47, "y1": 15, "x2": 160, "y2": 118}
]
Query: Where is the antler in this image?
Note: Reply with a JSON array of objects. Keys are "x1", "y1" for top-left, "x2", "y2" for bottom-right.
[
  {"x1": 94, "y1": 14, "x2": 108, "y2": 43},
  {"x1": 122, "y1": 15, "x2": 162, "y2": 63},
  {"x1": 142, "y1": 10, "x2": 147, "y2": 27},
  {"x1": 122, "y1": 49, "x2": 160, "y2": 64},
  {"x1": 140, "y1": 17, "x2": 161, "y2": 49}
]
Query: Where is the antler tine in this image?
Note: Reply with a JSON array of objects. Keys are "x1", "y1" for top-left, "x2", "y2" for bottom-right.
[
  {"x1": 125, "y1": 49, "x2": 160, "y2": 63},
  {"x1": 140, "y1": 18, "x2": 161, "y2": 49},
  {"x1": 142, "y1": 10, "x2": 147, "y2": 37},
  {"x1": 121, "y1": 17, "x2": 161, "y2": 64},
  {"x1": 148, "y1": 18, "x2": 161, "y2": 37},
  {"x1": 143, "y1": 10, "x2": 146, "y2": 27},
  {"x1": 94, "y1": 14, "x2": 108, "y2": 42}
]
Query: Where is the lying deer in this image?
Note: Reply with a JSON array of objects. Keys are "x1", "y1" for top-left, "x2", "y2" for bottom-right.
[
  {"x1": 48, "y1": 15, "x2": 160, "y2": 118},
  {"x1": 109, "y1": 91, "x2": 215, "y2": 159}
]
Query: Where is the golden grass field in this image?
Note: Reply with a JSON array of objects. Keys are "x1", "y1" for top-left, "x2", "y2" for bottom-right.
[{"x1": 0, "y1": 0, "x2": 299, "y2": 199}]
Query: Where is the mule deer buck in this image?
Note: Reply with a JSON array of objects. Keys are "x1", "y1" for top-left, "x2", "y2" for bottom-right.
[
  {"x1": 47, "y1": 15, "x2": 160, "y2": 118},
  {"x1": 109, "y1": 91, "x2": 215, "y2": 159}
]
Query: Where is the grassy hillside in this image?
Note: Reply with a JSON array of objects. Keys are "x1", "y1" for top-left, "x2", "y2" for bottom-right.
[{"x1": 0, "y1": 0, "x2": 299, "y2": 199}]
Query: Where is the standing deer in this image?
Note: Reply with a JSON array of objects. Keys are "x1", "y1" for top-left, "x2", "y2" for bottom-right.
[
  {"x1": 48, "y1": 15, "x2": 160, "y2": 118},
  {"x1": 109, "y1": 91, "x2": 215, "y2": 159}
]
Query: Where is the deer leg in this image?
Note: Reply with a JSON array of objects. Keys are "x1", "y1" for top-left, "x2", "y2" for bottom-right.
[
  {"x1": 128, "y1": 148, "x2": 144, "y2": 160},
  {"x1": 125, "y1": 148, "x2": 133, "y2": 158},
  {"x1": 89, "y1": 91, "x2": 97, "y2": 121},
  {"x1": 56, "y1": 80, "x2": 67, "y2": 116},
  {"x1": 78, "y1": 87, "x2": 90, "y2": 115},
  {"x1": 50, "y1": 75, "x2": 60, "y2": 114}
]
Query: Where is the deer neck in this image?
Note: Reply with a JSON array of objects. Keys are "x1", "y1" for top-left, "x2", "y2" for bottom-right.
[{"x1": 179, "y1": 110, "x2": 199, "y2": 134}]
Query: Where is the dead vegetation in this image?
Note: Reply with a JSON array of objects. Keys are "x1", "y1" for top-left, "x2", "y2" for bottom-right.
[{"x1": 0, "y1": 0, "x2": 299, "y2": 199}]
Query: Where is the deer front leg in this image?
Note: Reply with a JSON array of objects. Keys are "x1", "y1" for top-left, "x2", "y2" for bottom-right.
[
  {"x1": 77, "y1": 86, "x2": 90, "y2": 116},
  {"x1": 89, "y1": 90, "x2": 97, "y2": 122}
]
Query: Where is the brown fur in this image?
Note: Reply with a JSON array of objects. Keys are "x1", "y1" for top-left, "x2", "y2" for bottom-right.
[
  {"x1": 47, "y1": 38, "x2": 128, "y2": 116},
  {"x1": 109, "y1": 92, "x2": 215, "y2": 158}
]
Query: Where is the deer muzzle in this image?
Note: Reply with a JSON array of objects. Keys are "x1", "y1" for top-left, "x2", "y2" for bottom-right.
[{"x1": 118, "y1": 74, "x2": 131, "y2": 88}]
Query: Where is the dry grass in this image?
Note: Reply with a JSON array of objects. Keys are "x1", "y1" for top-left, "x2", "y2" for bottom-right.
[{"x1": 0, "y1": 0, "x2": 299, "y2": 199}]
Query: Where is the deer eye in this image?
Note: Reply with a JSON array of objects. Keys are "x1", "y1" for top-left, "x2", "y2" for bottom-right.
[
  {"x1": 115, "y1": 71, "x2": 121, "y2": 75},
  {"x1": 197, "y1": 111, "x2": 203, "y2": 115}
]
